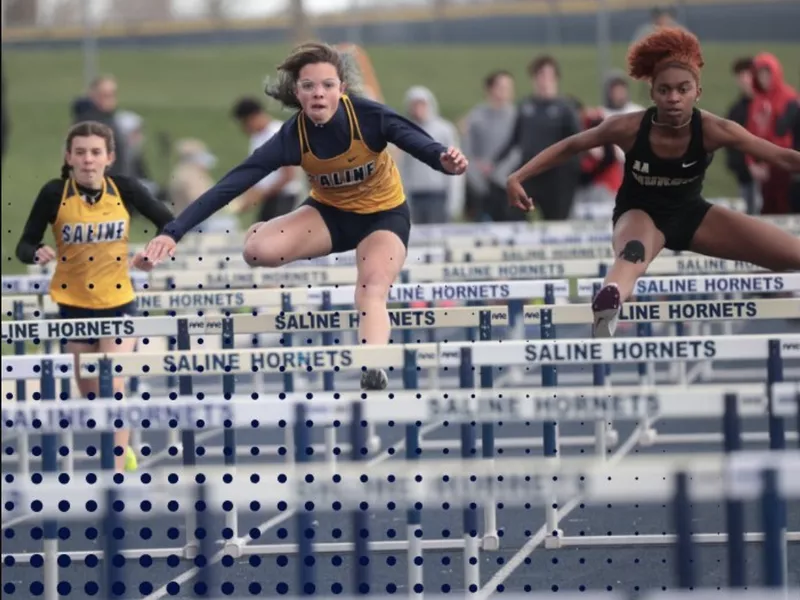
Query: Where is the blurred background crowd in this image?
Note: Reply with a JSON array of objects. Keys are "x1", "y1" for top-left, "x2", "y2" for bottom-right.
[{"x1": 1, "y1": 0, "x2": 798, "y2": 258}]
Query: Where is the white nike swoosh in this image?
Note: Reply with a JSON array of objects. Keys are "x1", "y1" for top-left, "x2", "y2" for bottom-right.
[{"x1": 682, "y1": 162, "x2": 697, "y2": 168}]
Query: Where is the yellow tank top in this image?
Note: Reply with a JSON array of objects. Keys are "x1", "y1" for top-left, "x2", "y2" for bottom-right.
[
  {"x1": 51, "y1": 176, "x2": 134, "y2": 309},
  {"x1": 299, "y1": 95, "x2": 405, "y2": 214}
]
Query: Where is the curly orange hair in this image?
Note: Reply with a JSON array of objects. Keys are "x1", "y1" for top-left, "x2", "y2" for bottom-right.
[{"x1": 627, "y1": 27, "x2": 704, "y2": 83}]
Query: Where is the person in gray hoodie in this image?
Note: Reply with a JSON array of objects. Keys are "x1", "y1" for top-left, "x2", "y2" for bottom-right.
[
  {"x1": 400, "y1": 86, "x2": 462, "y2": 224},
  {"x1": 461, "y1": 71, "x2": 517, "y2": 222},
  {"x1": 602, "y1": 70, "x2": 644, "y2": 118}
]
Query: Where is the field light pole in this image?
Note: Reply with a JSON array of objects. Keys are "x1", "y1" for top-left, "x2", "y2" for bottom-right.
[
  {"x1": 290, "y1": 0, "x2": 314, "y2": 44},
  {"x1": 596, "y1": 0, "x2": 612, "y2": 105},
  {"x1": 82, "y1": 0, "x2": 98, "y2": 89}
]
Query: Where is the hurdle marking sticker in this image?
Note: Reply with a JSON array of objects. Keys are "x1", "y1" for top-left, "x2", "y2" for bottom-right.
[{"x1": 772, "y1": 381, "x2": 800, "y2": 416}]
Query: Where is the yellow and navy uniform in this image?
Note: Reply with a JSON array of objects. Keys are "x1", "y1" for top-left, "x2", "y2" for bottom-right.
[
  {"x1": 298, "y1": 95, "x2": 405, "y2": 214},
  {"x1": 16, "y1": 175, "x2": 173, "y2": 333},
  {"x1": 162, "y1": 94, "x2": 453, "y2": 252}
]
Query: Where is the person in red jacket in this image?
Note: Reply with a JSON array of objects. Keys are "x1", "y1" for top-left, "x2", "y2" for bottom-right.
[
  {"x1": 746, "y1": 53, "x2": 798, "y2": 214},
  {"x1": 573, "y1": 107, "x2": 623, "y2": 220}
]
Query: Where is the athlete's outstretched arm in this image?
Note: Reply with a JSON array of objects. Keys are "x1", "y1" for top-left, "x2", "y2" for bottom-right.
[
  {"x1": 703, "y1": 112, "x2": 800, "y2": 173},
  {"x1": 507, "y1": 114, "x2": 634, "y2": 211},
  {"x1": 376, "y1": 103, "x2": 467, "y2": 174},
  {"x1": 141, "y1": 131, "x2": 296, "y2": 264}
]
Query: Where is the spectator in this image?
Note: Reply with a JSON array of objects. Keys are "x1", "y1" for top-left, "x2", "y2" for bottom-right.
[
  {"x1": 71, "y1": 75, "x2": 129, "y2": 177},
  {"x1": 724, "y1": 58, "x2": 760, "y2": 215},
  {"x1": 461, "y1": 70, "x2": 517, "y2": 222},
  {"x1": 631, "y1": 6, "x2": 681, "y2": 43},
  {"x1": 230, "y1": 97, "x2": 300, "y2": 222},
  {"x1": 572, "y1": 107, "x2": 622, "y2": 220},
  {"x1": 602, "y1": 70, "x2": 643, "y2": 117},
  {"x1": 400, "y1": 86, "x2": 461, "y2": 224},
  {"x1": 776, "y1": 94, "x2": 799, "y2": 212},
  {"x1": 746, "y1": 53, "x2": 798, "y2": 214},
  {"x1": 493, "y1": 55, "x2": 581, "y2": 221},
  {"x1": 115, "y1": 110, "x2": 160, "y2": 199},
  {"x1": 168, "y1": 138, "x2": 238, "y2": 234}
]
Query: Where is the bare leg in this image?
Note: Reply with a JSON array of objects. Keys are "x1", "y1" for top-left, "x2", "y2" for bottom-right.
[
  {"x1": 67, "y1": 340, "x2": 100, "y2": 399},
  {"x1": 592, "y1": 210, "x2": 665, "y2": 338},
  {"x1": 243, "y1": 205, "x2": 333, "y2": 267},
  {"x1": 354, "y1": 230, "x2": 407, "y2": 389},
  {"x1": 98, "y1": 336, "x2": 138, "y2": 472},
  {"x1": 689, "y1": 205, "x2": 800, "y2": 269},
  {"x1": 67, "y1": 339, "x2": 132, "y2": 473}
]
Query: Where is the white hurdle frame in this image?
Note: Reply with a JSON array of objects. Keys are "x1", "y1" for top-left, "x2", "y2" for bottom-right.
[
  {"x1": 3, "y1": 383, "x2": 799, "y2": 599},
  {"x1": 2, "y1": 336, "x2": 798, "y2": 563}
]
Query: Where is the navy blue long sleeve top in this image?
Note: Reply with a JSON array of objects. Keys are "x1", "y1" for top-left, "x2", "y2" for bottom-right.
[{"x1": 162, "y1": 94, "x2": 451, "y2": 242}]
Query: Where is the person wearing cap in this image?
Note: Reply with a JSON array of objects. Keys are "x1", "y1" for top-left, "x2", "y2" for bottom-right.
[
  {"x1": 230, "y1": 97, "x2": 301, "y2": 223},
  {"x1": 168, "y1": 138, "x2": 238, "y2": 234}
]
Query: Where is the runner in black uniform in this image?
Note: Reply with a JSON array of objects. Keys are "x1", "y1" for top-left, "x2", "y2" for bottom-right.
[{"x1": 506, "y1": 27, "x2": 800, "y2": 337}]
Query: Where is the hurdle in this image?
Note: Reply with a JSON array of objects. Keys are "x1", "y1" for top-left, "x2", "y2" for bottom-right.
[
  {"x1": 3, "y1": 334, "x2": 798, "y2": 561},
  {"x1": 3, "y1": 296, "x2": 799, "y2": 471},
  {"x1": 3, "y1": 385, "x2": 799, "y2": 598},
  {"x1": 6, "y1": 255, "x2": 787, "y2": 293}
]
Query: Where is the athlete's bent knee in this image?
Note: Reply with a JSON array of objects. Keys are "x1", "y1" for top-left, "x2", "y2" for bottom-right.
[
  {"x1": 245, "y1": 222, "x2": 266, "y2": 243},
  {"x1": 786, "y1": 240, "x2": 800, "y2": 270},
  {"x1": 242, "y1": 236, "x2": 284, "y2": 268},
  {"x1": 354, "y1": 277, "x2": 391, "y2": 309},
  {"x1": 618, "y1": 240, "x2": 646, "y2": 264}
]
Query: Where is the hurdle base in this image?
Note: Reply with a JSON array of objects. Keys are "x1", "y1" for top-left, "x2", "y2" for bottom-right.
[
  {"x1": 482, "y1": 532, "x2": 500, "y2": 551},
  {"x1": 241, "y1": 538, "x2": 469, "y2": 555},
  {"x1": 223, "y1": 539, "x2": 245, "y2": 558},
  {"x1": 182, "y1": 540, "x2": 200, "y2": 559},
  {"x1": 554, "y1": 531, "x2": 800, "y2": 548},
  {"x1": 543, "y1": 529, "x2": 565, "y2": 550},
  {"x1": 4, "y1": 532, "x2": 797, "y2": 565},
  {"x1": 639, "y1": 426, "x2": 659, "y2": 447}
]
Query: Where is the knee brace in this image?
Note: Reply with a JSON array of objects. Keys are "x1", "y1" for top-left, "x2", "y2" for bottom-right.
[{"x1": 618, "y1": 240, "x2": 646, "y2": 264}]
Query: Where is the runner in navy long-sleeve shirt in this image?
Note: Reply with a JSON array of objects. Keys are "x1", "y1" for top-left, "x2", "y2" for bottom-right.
[{"x1": 140, "y1": 42, "x2": 468, "y2": 391}]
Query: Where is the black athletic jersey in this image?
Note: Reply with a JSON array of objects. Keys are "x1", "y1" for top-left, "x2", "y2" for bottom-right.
[{"x1": 617, "y1": 107, "x2": 713, "y2": 206}]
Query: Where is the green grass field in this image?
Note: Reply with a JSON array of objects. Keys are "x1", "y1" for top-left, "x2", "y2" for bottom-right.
[{"x1": 2, "y1": 42, "x2": 797, "y2": 274}]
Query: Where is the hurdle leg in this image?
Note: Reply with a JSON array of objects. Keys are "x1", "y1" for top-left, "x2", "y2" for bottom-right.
[
  {"x1": 221, "y1": 317, "x2": 240, "y2": 555},
  {"x1": 406, "y1": 422, "x2": 423, "y2": 599},
  {"x1": 41, "y1": 359, "x2": 59, "y2": 600},
  {"x1": 459, "y1": 347, "x2": 481, "y2": 594},
  {"x1": 478, "y1": 310, "x2": 499, "y2": 550},
  {"x1": 635, "y1": 318, "x2": 658, "y2": 446},
  {"x1": 17, "y1": 429, "x2": 30, "y2": 477},
  {"x1": 540, "y1": 299, "x2": 564, "y2": 549},
  {"x1": 62, "y1": 430, "x2": 75, "y2": 474},
  {"x1": 671, "y1": 303, "x2": 688, "y2": 385},
  {"x1": 324, "y1": 426, "x2": 337, "y2": 475},
  {"x1": 321, "y1": 292, "x2": 340, "y2": 475}
]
